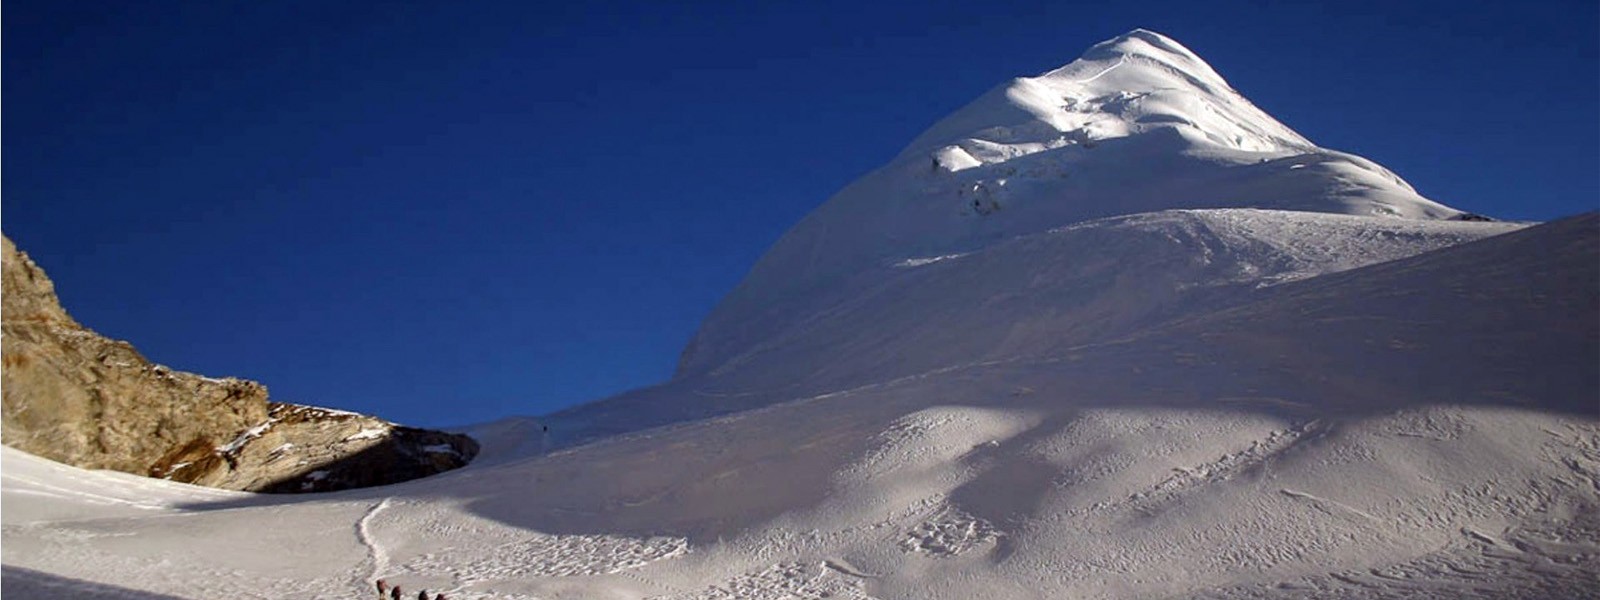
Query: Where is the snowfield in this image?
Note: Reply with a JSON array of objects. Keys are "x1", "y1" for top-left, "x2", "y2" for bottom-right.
[
  {"x1": 4, "y1": 215, "x2": 1597, "y2": 599},
  {"x1": 4, "y1": 29, "x2": 1597, "y2": 600}
]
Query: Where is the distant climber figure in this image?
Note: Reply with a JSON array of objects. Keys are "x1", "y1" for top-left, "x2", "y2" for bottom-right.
[
  {"x1": 417, "y1": 591, "x2": 430, "y2": 600},
  {"x1": 376, "y1": 579, "x2": 390, "y2": 597},
  {"x1": 390, "y1": 585, "x2": 403, "y2": 600}
]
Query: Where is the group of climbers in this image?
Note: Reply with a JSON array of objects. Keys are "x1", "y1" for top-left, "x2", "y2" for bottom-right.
[{"x1": 376, "y1": 579, "x2": 448, "y2": 600}]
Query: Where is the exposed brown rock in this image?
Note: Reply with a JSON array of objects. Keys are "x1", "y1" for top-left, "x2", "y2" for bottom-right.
[
  {"x1": 1, "y1": 235, "x2": 477, "y2": 492},
  {"x1": 155, "y1": 403, "x2": 478, "y2": 493}
]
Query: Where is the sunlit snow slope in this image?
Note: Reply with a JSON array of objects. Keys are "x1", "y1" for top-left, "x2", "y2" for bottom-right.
[
  {"x1": 556, "y1": 210, "x2": 1525, "y2": 443},
  {"x1": 671, "y1": 29, "x2": 1471, "y2": 404},
  {"x1": 5, "y1": 214, "x2": 1595, "y2": 600},
  {"x1": 3, "y1": 29, "x2": 1596, "y2": 600},
  {"x1": 556, "y1": 29, "x2": 1507, "y2": 440}
]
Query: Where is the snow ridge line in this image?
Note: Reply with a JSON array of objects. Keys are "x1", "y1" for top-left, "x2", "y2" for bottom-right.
[
  {"x1": 357, "y1": 497, "x2": 393, "y2": 588},
  {"x1": 1065, "y1": 54, "x2": 1128, "y2": 84}
]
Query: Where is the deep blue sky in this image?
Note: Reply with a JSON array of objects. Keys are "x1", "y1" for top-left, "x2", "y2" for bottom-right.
[{"x1": 5, "y1": 1, "x2": 1596, "y2": 427}]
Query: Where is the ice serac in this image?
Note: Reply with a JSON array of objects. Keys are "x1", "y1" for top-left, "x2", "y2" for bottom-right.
[
  {"x1": 669, "y1": 29, "x2": 1475, "y2": 393},
  {"x1": 0, "y1": 235, "x2": 479, "y2": 493}
]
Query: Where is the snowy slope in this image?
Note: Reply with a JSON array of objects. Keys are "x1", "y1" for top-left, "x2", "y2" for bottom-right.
[
  {"x1": 555, "y1": 210, "x2": 1521, "y2": 444},
  {"x1": 676, "y1": 30, "x2": 1471, "y2": 385},
  {"x1": 4, "y1": 29, "x2": 1596, "y2": 600},
  {"x1": 4, "y1": 214, "x2": 1595, "y2": 600}
]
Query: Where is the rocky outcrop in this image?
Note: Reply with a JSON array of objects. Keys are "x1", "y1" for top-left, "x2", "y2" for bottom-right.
[
  {"x1": 149, "y1": 403, "x2": 479, "y2": 493},
  {"x1": 0, "y1": 236, "x2": 270, "y2": 475},
  {"x1": 1, "y1": 235, "x2": 478, "y2": 492}
]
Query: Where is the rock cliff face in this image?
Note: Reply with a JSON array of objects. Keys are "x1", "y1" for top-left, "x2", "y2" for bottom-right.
[{"x1": 1, "y1": 235, "x2": 477, "y2": 492}]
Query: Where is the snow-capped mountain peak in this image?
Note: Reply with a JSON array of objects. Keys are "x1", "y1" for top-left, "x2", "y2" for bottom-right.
[
  {"x1": 6, "y1": 27, "x2": 1596, "y2": 600},
  {"x1": 1062, "y1": 28, "x2": 1232, "y2": 95},
  {"x1": 675, "y1": 29, "x2": 1468, "y2": 382},
  {"x1": 904, "y1": 28, "x2": 1313, "y2": 169}
]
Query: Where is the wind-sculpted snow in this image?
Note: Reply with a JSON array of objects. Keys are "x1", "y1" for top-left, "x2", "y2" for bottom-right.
[
  {"x1": 401, "y1": 532, "x2": 687, "y2": 579},
  {"x1": 647, "y1": 562, "x2": 882, "y2": 600},
  {"x1": 900, "y1": 505, "x2": 1000, "y2": 557}
]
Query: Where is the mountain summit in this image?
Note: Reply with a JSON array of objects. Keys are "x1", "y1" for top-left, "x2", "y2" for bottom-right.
[
  {"x1": 773, "y1": 28, "x2": 1462, "y2": 274},
  {"x1": 900, "y1": 28, "x2": 1316, "y2": 161},
  {"x1": 670, "y1": 29, "x2": 1473, "y2": 388}
]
